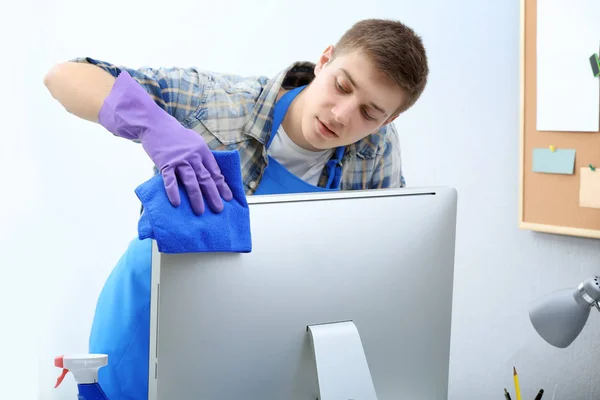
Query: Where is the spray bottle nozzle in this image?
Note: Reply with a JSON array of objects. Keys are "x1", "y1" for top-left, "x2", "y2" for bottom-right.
[{"x1": 53, "y1": 354, "x2": 108, "y2": 388}]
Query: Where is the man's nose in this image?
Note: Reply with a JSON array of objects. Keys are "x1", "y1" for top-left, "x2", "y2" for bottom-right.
[{"x1": 331, "y1": 101, "x2": 352, "y2": 126}]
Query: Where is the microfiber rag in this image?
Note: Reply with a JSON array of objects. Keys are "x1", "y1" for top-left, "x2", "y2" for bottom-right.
[{"x1": 134, "y1": 150, "x2": 252, "y2": 254}]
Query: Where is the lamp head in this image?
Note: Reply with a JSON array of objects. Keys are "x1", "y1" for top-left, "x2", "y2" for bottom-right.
[{"x1": 529, "y1": 276, "x2": 600, "y2": 348}]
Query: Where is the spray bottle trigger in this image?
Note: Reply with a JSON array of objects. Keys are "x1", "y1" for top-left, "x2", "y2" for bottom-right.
[{"x1": 54, "y1": 368, "x2": 69, "y2": 388}]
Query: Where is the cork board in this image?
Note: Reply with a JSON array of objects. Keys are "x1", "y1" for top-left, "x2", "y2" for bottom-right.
[{"x1": 519, "y1": 0, "x2": 600, "y2": 239}]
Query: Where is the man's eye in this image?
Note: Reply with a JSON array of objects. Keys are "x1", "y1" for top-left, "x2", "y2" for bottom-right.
[
  {"x1": 362, "y1": 109, "x2": 375, "y2": 121},
  {"x1": 335, "y1": 81, "x2": 348, "y2": 93}
]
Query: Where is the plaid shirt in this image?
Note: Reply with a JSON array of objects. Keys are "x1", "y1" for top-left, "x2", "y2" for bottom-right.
[{"x1": 71, "y1": 57, "x2": 406, "y2": 194}]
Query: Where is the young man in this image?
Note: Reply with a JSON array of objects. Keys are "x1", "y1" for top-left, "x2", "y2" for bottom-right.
[{"x1": 44, "y1": 18, "x2": 428, "y2": 400}]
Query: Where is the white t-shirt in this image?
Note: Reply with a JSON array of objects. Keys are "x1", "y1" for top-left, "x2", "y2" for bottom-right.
[{"x1": 267, "y1": 126, "x2": 334, "y2": 185}]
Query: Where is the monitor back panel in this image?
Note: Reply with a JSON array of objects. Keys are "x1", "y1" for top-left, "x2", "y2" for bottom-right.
[{"x1": 149, "y1": 187, "x2": 457, "y2": 400}]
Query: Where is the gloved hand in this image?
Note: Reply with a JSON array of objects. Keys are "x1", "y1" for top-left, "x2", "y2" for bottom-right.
[{"x1": 98, "y1": 71, "x2": 233, "y2": 215}]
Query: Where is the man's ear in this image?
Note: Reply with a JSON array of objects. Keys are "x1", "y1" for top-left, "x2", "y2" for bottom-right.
[{"x1": 314, "y1": 45, "x2": 335, "y2": 75}]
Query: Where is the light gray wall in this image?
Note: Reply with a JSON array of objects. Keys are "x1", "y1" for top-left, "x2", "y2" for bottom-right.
[{"x1": 394, "y1": 1, "x2": 600, "y2": 399}]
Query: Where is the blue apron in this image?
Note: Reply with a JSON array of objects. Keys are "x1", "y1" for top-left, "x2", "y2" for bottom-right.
[{"x1": 88, "y1": 85, "x2": 344, "y2": 400}]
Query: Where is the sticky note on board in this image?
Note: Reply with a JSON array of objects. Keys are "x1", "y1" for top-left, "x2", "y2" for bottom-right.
[
  {"x1": 591, "y1": 53, "x2": 600, "y2": 77},
  {"x1": 579, "y1": 167, "x2": 600, "y2": 208},
  {"x1": 532, "y1": 148, "x2": 576, "y2": 174}
]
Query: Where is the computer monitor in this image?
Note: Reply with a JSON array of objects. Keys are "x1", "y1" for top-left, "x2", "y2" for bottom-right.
[{"x1": 147, "y1": 187, "x2": 457, "y2": 400}]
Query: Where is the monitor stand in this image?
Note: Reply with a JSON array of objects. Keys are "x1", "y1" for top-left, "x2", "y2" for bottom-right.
[{"x1": 307, "y1": 321, "x2": 378, "y2": 400}]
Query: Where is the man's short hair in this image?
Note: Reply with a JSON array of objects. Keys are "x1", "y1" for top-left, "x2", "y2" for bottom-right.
[{"x1": 333, "y1": 18, "x2": 429, "y2": 115}]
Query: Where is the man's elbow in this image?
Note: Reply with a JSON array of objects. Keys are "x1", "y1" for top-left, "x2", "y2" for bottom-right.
[{"x1": 43, "y1": 63, "x2": 66, "y2": 97}]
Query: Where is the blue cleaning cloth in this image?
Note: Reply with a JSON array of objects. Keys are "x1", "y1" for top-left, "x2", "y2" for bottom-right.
[{"x1": 134, "y1": 150, "x2": 252, "y2": 254}]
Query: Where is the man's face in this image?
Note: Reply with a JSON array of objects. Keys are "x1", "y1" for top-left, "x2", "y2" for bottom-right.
[{"x1": 300, "y1": 45, "x2": 407, "y2": 151}]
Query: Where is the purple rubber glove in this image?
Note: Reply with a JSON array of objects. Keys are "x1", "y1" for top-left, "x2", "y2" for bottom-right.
[{"x1": 98, "y1": 71, "x2": 232, "y2": 215}]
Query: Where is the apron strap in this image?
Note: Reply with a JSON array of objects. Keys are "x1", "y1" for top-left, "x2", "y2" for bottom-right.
[
  {"x1": 267, "y1": 86, "x2": 306, "y2": 148},
  {"x1": 325, "y1": 146, "x2": 345, "y2": 189}
]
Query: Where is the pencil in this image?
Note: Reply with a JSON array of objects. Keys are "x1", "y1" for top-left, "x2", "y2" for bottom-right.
[
  {"x1": 534, "y1": 389, "x2": 544, "y2": 400},
  {"x1": 513, "y1": 367, "x2": 522, "y2": 400},
  {"x1": 504, "y1": 388, "x2": 512, "y2": 400}
]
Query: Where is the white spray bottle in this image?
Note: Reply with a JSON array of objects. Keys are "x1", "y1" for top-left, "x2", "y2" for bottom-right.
[{"x1": 54, "y1": 354, "x2": 110, "y2": 400}]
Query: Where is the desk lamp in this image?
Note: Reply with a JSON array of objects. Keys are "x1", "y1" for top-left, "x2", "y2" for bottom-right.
[{"x1": 529, "y1": 276, "x2": 600, "y2": 348}]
